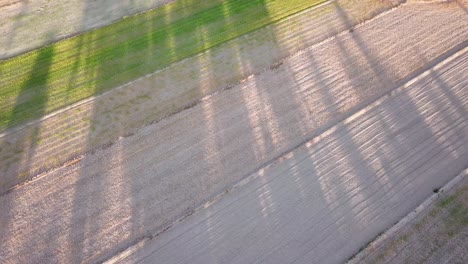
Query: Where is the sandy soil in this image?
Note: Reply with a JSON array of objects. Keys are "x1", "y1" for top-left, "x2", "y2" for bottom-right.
[
  {"x1": 116, "y1": 53, "x2": 468, "y2": 263},
  {"x1": 0, "y1": 0, "x2": 405, "y2": 194},
  {"x1": 0, "y1": 1, "x2": 466, "y2": 263},
  {"x1": 0, "y1": 0, "x2": 174, "y2": 59}
]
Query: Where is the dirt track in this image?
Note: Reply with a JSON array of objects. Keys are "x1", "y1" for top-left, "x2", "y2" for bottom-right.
[{"x1": 0, "y1": 1, "x2": 467, "y2": 263}]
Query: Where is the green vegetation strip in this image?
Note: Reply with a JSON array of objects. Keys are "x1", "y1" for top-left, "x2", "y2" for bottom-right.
[{"x1": 0, "y1": 0, "x2": 325, "y2": 131}]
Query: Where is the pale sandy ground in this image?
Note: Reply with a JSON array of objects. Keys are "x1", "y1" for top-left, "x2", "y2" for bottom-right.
[
  {"x1": 0, "y1": 0, "x2": 405, "y2": 194},
  {"x1": 0, "y1": 0, "x2": 173, "y2": 59},
  {"x1": 108, "y1": 49, "x2": 468, "y2": 264},
  {"x1": 349, "y1": 172, "x2": 467, "y2": 264},
  {"x1": 0, "y1": 1, "x2": 467, "y2": 263}
]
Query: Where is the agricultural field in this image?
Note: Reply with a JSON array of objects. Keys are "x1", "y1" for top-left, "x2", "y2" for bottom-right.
[
  {"x1": 0, "y1": 0, "x2": 402, "y2": 193},
  {"x1": 0, "y1": 0, "x2": 326, "y2": 131},
  {"x1": 0, "y1": 0, "x2": 467, "y2": 263}
]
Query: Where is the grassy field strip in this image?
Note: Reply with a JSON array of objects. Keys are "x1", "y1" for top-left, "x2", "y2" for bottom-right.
[
  {"x1": 0, "y1": 0, "x2": 326, "y2": 131},
  {"x1": 0, "y1": 0, "x2": 309, "y2": 94},
  {"x1": 0, "y1": 0, "x2": 410, "y2": 192}
]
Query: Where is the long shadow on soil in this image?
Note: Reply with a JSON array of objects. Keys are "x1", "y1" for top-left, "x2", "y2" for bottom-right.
[
  {"x1": 329, "y1": 1, "x2": 468, "y2": 258},
  {"x1": 0, "y1": 45, "x2": 55, "y2": 261},
  {"x1": 67, "y1": 0, "x2": 278, "y2": 263}
]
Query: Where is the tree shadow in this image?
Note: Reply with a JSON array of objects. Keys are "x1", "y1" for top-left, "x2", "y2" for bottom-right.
[
  {"x1": 0, "y1": 0, "x2": 331, "y2": 191},
  {"x1": 67, "y1": 0, "x2": 274, "y2": 262},
  {"x1": 327, "y1": 1, "x2": 468, "y2": 258},
  {"x1": 0, "y1": 44, "x2": 55, "y2": 260},
  {"x1": 0, "y1": 44, "x2": 55, "y2": 186},
  {"x1": 63, "y1": 0, "x2": 467, "y2": 262}
]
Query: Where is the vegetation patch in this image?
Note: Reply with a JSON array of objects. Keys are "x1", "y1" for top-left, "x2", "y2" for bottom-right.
[{"x1": 0, "y1": 0, "x2": 325, "y2": 131}]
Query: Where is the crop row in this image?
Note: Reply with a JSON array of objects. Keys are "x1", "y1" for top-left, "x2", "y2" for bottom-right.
[{"x1": 0, "y1": 0, "x2": 325, "y2": 131}]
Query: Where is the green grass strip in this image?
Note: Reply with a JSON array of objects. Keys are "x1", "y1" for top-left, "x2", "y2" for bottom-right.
[{"x1": 0, "y1": 0, "x2": 325, "y2": 131}]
